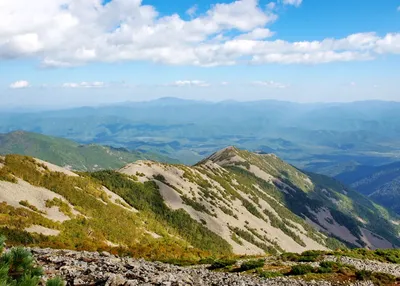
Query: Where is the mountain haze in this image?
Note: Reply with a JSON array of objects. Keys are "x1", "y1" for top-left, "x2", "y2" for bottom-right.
[
  {"x1": 1, "y1": 99, "x2": 400, "y2": 167},
  {"x1": 0, "y1": 131, "x2": 177, "y2": 171},
  {"x1": 336, "y1": 161, "x2": 400, "y2": 215}
]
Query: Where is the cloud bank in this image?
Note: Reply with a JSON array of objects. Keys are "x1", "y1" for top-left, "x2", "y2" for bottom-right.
[{"x1": 1, "y1": 0, "x2": 399, "y2": 67}]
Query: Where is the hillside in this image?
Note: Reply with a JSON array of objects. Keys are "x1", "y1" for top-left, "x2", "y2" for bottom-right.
[
  {"x1": 336, "y1": 162, "x2": 400, "y2": 215},
  {"x1": 118, "y1": 147, "x2": 400, "y2": 253},
  {"x1": 0, "y1": 154, "x2": 229, "y2": 261},
  {"x1": 0, "y1": 131, "x2": 177, "y2": 171},
  {"x1": 0, "y1": 148, "x2": 399, "y2": 261}
]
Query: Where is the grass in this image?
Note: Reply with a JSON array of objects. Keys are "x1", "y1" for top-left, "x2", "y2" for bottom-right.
[
  {"x1": 208, "y1": 259, "x2": 237, "y2": 270},
  {"x1": 281, "y1": 250, "x2": 326, "y2": 263},
  {"x1": 0, "y1": 155, "x2": 223, "y2": 260},
  {"x1": 238, "y1": 259, "x2": 265, "y2": 272},
  {"x1": 333, "y1": 248, "x2": 400, "y2": 264},
  {"x1": 19, "y1": 200, "x2": 46, "y2": 214},
  {"x1": 88, "y1": 170, "x2": 232, "y2": 255}
]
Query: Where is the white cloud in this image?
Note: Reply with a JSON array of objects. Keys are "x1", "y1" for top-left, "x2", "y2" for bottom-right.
[
  {"x1": 9, "y1": 80, "x2": 30, "y2": 89},
  {"x1": 170, "y1": 80, "x2": 210, "y2": 87},
  {"x1": 0, "y1": 0, "x2": 399, "y2": 67},
  {"x1": 281, "y1": 0, "x2": 302, "y2": 7},
  {"x1": 62, "y1": 82, "x2": 105, "y2": 88},
  {"x1": 186, "y1": 5, "x2": 198, "y2": 18},
  {"x1": 253, "y1": 80, "x2": 287, "y2": 88},
  {"x1": 221, "y1": 81, "x2": 229, "y2": 85},
  {"x1": 266, "y1": 2, "x2": 277, "y2": 10},
  {"x1": 235, "y1": 28, "x2": 274, "y2": 40}
]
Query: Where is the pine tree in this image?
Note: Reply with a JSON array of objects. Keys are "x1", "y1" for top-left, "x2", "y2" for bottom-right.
[{"x1": 0, "y1": 236, "x2": 64, "y2": 286}]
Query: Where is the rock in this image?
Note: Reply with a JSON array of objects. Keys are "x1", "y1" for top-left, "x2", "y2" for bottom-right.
[
  {"x1": 30, "y1": 248, "x2": 397, "y2": 286},
  {"x1": 105, "y1": 274, "x2": 126, "y2": 286}
]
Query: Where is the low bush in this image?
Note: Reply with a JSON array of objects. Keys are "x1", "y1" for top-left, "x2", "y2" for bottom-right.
[
  {"x1": 208, "y1": 259, "x2": 237, "y2": 270},
  {"x1": 258, "y1": 270, "x2": 283, "y2": 278},
  {"x1": 280, "y1": 252, "x2": 300, "y2": 262},
  {"x1": 239, "y1": 259, "x2": 265, "y2": 272},
  {"x1": 298, "y1": 250, "x2": 324, "y2": 262},
  {"x1": 281, "y1": 250, "x2": 324, "y2": 263},
  {"x1": 355, "y1": 270, "x2": 396, "y2": 286},
  {"x1": 288, "y1": 264, "x2": 315, "y2": 276},
  {"x1": 0, "y1": 236, "x2": 64, "y2": 286}
]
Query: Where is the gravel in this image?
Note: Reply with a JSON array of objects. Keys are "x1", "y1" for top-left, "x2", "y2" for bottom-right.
[{"x1": 30, "y1": 248, "x2": 381, "y2": 286}]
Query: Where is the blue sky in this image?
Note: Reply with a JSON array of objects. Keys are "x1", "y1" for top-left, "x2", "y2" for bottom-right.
[{"x1": 1, "y1": 0, "x2": 400, "y2": 108}]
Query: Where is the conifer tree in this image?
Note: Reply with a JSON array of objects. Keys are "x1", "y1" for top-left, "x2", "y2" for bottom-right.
[{"x1": 0, "y1": 236, "x2": 64, "y2": 286}]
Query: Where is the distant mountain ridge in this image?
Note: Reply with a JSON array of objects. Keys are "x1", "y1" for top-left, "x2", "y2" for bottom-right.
[
  {"x1": 1, "y1": 99, "x2": 400, "y2": 166},
  {"x1": 336, "y1": 162, "x2": 400, "y2": 215},
  {"x1": 0, "y1": 131, "x2": 177, "y2": 171}
]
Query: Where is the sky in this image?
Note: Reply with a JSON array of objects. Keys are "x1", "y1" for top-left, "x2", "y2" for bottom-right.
[{"x1": 1, "y1": 0, "x2": 400, "y2": 108}]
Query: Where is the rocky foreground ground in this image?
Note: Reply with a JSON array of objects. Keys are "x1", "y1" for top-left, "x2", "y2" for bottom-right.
[{"x1": 30, "y1": 248, "x2": 400, "y2": 286}]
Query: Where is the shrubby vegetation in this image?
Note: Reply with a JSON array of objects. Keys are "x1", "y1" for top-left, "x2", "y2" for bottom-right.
[
  {"x1": 229, "y1": 227, "x2": 278, "y2": 255},
  {"x1": 0, "y1": 236, "x2": 63, "y2": 286},
  {"x1": 334, "y1": 248, "x2": 400, "y2": 264},
  {"x1": 0, "y1": 155, "x2": 227, "y2": 261},
  {"x1": 281, "y1": 250, "x2": 326, "y2": 263},
  {"x1": 208, "y1": 259, "x2": 237, "y2": 270},
  {"x1": 355, "y1": 270, "x2": 396, "y2": 286},
  {"x1": 238, "y1": 259, "x2": 265, "y2": 272},
  {"x1": 89, "y1": 170, "x2": 232, "y2": 255},
  {"x1": 45, "y1": 198, "x2": 73, "y2": 217},
  {"x1": 181, "y1": 195, "x2": 214, "y2": 216}
]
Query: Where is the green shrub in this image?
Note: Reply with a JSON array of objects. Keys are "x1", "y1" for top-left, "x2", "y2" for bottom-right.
[
  {"x1": 280, "y1": 252, "x2": 300, "y2": 262},
  {"x1": 46, "y1": 277, "x2": 65, "y2": 286},
  {"x1": 239, "y1": 259, "x2": 265, "y2": 272},
  {"x1": 281, "y1": 250, "x2": 324, "y2": 262},
  {"x1": 0, "y1": 236, "x2": 64, "y2": 286},
  {"x1": 153, "y1": 174, "x2": 166, "y2": 182},
  {"x1": 19, "y1": 200, "x2": 45, "y2": 214},
  {"x1": 258, "y1": 270, "x2": 283, "y2": 278},
  {"x1": 355, "y1": 270, "x2": 396, "y2": 286},
  {"x1": 298, "y1": 250, "x2": 324, "y2": 262},
  {"x1": 208, "y1": 259, "x2": 237, "y2": 270},
  {"x1": 288, "y1": 264, "x2": 315, "y2": 276}
]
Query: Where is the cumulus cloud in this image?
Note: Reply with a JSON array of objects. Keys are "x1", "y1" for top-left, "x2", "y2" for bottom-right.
[
  {"x1": 281, "y1": 0, "x2": 302, "y2": 7},
  {"x1": 235, "y1": 28, "x2": 275, "y2": 40},
  {"x1": 9, "y1": 80, "x2": 30, "y2": 89},
  {"x1": 186, "y1": 5, "x2": 198, "y2": 17},
  {"x1": 0, "y1": 0, "x2": 399, "y2": 67},
  {"x1": 170, "y1": 80, "x2": 210, "y2": 87},
  {"x1": 253, "y1": 80, "x2": 287, "y2": 88},
  {"x1": 62, "y1": 82, "x2": 105, "y2": 88}
]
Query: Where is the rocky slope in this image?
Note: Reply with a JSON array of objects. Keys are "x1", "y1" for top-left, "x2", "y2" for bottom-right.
[
  {"x1": 0, "y1": 147, "x2": 399, "y2": 261},
  {"x1": 0, "y1": 155, "x2": 218, "y2": 260},
  {"x1": 32, "y1": 248, "x2": 399, "y2": 286},
  {"x1": 119, "y1": 147, "x2": 400, "y2": 253}
]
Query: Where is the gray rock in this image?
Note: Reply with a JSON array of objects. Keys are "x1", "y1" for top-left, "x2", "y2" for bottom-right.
[{"x1": 31, "y1": 248, "x2": 391, "y2": 286}]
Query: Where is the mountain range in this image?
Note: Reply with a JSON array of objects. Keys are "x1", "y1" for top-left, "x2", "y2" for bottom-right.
[
  {"x1": 336, "y1": 162, "x2": 400, "y2": 215},
  {"x1": 1, "y1": 98, "x2": 400, "y2": 170},
  {"x1": 0, "y1": 131, "x2": 177, "y2": 171},
  {"x1": 1, "y1": 146, "x2": 399, "y2": 261}
]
